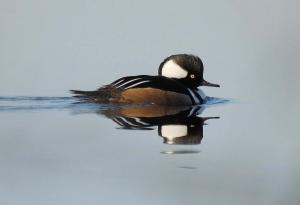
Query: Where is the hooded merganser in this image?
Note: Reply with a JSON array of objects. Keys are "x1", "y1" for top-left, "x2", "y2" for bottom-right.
[
  {"x1": 71, "y1": 54, "x2": 220, "y2": 105},
  {"x1": 99, "y1": 105, "x2": 219, "y2": 145}
]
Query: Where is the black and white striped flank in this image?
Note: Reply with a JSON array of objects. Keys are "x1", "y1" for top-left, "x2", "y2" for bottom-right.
[
  {"x1": 109, "y1": 75, "x2": 204, "y2": 105},
  {"x1": 110, "y1": 76, "x2": 152, "y2": 90}
]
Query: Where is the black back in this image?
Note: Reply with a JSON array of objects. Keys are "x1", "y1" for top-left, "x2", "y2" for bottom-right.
[{"x1": 107, "y1": 75, "x2": 191, "y2": 94}]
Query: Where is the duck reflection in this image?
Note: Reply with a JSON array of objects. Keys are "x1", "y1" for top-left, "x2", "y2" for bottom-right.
[{"x1": 98, "y1": 105, "x2": 219, "y2": 145}]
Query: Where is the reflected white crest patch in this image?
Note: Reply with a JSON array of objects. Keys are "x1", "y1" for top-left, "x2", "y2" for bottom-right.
[
  {"x1": 161, "y1": 60, "x2": 188, "y2": 79},
  {"x1": 161, "y1": 125, "x2": 188, "y2": 139}
]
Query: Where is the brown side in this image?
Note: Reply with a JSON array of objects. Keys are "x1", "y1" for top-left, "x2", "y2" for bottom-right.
[
  {"x1": 116, "y1": 106, "x2": 190, "y2": 117},
  {"x1": 118, "y1": 88, "x2": 193, "y2": 106}
]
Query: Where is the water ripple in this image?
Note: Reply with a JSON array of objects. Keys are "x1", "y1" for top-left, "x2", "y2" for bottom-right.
[{"x1": 0, "y1": 96, "x2": 230, "y2": 112}]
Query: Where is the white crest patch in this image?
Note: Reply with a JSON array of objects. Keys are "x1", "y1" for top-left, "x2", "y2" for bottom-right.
[
  {"x1": 161, "y1": 60, "x2": 188, "y2": 79},
  {"x1": 161, "y1": 125, "x2": 188, "y2": 139}
]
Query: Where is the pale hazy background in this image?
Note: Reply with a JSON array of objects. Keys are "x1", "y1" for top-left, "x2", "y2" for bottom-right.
[
  {"x1": 1, "y1": 0, "x2": 299, "y2": 101},
  {"x1": 1, "y1": 1, "x2": 300, "y2": 205}
]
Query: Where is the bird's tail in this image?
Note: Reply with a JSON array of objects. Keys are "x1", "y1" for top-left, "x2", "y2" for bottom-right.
[
  {"x1": 70, "y1": 90, "x2": 101, "y2": 101},
  {"x1": 70, "y1": 88, "x2": 114, "y2": 103},
  {"x1": 70, "y1": 90, "x2": 97, "y2": 96}
]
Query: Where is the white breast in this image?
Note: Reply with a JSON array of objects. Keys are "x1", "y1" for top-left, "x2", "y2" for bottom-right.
[{"x1": 197, "y1": 89, "x2": 206, "y2": 100}]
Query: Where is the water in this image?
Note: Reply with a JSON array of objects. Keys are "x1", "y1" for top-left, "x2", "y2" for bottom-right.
[
  {"x1": 0, "y1": 96, "x2": 299, "y2": 205},
  {"x1": 1, "y1": 0, "x2": 300, "y2": 204}
]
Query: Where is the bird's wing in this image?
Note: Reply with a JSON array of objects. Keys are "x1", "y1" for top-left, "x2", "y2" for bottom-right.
[{"x1": 107, "y1": 75, "x2": 189, "y2": 94}]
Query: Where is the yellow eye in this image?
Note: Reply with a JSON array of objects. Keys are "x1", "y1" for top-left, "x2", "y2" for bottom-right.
[{"x1": 190, "y1": 74, "x2": 195, "y2": 79}]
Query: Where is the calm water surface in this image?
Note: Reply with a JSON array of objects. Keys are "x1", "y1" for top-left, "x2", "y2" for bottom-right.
[
  {"x1": 0, "y1": 96, "x2": 299, "y2": 205},
  {"x1": 1, "y1": 0, "x2": 300, "y2": 204}
]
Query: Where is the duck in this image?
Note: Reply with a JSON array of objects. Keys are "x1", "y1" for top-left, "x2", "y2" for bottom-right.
[
  {"x1": 71, "y1": 54, "x2": 220, "y2": 105},
  {"x1": 99, "y1": 105, "x2": 219, "y2": 145}
]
